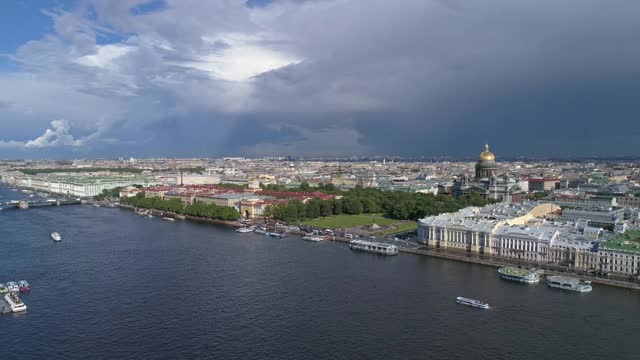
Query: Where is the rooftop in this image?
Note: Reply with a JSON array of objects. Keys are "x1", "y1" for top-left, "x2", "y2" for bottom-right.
[{"x1": 600, "y1": 230, "x2": 640, "y2": 253}]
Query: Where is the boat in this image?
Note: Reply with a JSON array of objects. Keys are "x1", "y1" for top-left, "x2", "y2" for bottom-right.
[
  {"x1": 0, "y1": 283, "x2": 7, "y2": 293},
  {"x1": 498, "y1": 267, "x2": 540, "y2": 283},
  {"x1": 268, "y1": 232, "x2": 286, "y2": 238},
  {"x1": 254, "y1": 227, "x2": 267, "y2": 235},
  {"x1": 236, "y1": 227, "x2": 253, "y2": 233},
  {"x1": 17, "y1": 280, "x2": 30, "y2": 292},
  {"x1": 349, "y1": 240, "x2": 398, "y2": 255},
  {"x1": 546, "y1": 276, "x2": 592, "y2": 293},
  {"x1": 6, "y1": 281, "x2": 19, "y2": 292},
  {"x1": 456, "y1": 296, "x2": 490, "y2": 309},
  {"x1": 51, "y1": 232, "x2": 62, "y2": 242},
  {"x1": 302, "y1": 235, "x2": 324, "y2": 242},
  {"x1": 162, "y1": 217, "x2": 175, "y2": 221},
  {"x1": 4, "y1": 292, "x2": 27, "y2": 312},
  {"x1": 175, "y1": 214, "x2": 186, "y2": 220},
  {"x1": 147, "y1": 214, "x2": 154, "y2": 218}
]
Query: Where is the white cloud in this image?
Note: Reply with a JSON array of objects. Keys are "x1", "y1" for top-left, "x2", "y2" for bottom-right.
[
  {"x1": 75, "y1": 44, "x2": 134, "y2": 68},
  {"x1": 0, "y1": 120, "x2": 100, "y2": 149}
]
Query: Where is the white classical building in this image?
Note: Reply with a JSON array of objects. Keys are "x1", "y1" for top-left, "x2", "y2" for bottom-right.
[{"x1": 417, "y1": 202, "x2": 607, "y2": 272}]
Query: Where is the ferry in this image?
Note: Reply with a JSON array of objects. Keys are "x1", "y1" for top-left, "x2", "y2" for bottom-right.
[
  {"x1": 456, "y1": 297, "x2": 490, "y2": 309},
  {"x1": 51, "y1": 232, "x2": 62, "y2": 242},
  {"x1": 349, "y1": 240, "x2": 398, "y2": 255},
  {"x1": 4, "y1": 292, "x2": 27, "y2": 312},
  {"x1": 6, "y1": 281, "x2": 20, "y2": 292},
  {"x1": 0, "y1": 283, "x2": 7, "y2": 293},
  {"x1": 546, "y1": 276, "x2": 592, "y2": 293},
  {"x1": 302, "y1": 235, "x2": 324, "y2": 242},
  {"x1": 236, "y1": 227, "x2": 253, "y2": 233},
  {"x1": 498, "y1": 267, "x2": 540, "y2": 283},
  {"x1": 17, "y1": 280, "x2": 30, "y2": 292}
]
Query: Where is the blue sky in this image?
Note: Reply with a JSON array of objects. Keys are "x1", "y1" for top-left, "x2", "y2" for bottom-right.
[{"x1": 1, "y1": 0, "x2": 640, "y2": 159}]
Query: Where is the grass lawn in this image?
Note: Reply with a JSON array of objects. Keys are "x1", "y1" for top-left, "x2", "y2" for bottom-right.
[
  {"x1": 380, "y1": 222, "x2": 418, "y2": 236},
  {"x1": 300, "y1": 213, "x2": 396, "y2": 229}
]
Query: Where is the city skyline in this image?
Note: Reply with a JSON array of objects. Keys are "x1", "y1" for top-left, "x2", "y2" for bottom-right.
[{"x1": 1, "y1": 0, "x2": 640, "y2": 160}]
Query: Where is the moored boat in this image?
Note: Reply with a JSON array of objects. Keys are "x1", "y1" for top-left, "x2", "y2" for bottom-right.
[
  {"x1": 6, "y1": 281, "x2": 20, "y2": 293},
  {"x1": 236, "y1": 227, "x2": 253, "y2": 233},
  {"x1": 302, "y1": 235, "x2": 324, "y2": 242},
  {"x1": 456, "y1": 296, "x2": 490, "y2": 309},
  {"x1": 254, "y1": 227, "x2": 267, "y2": 235},
  {"x1": 17, "y1": 280, "x2": 30, "y2": 292},
  {"x1": 546, "y1": 276, "x2": 592, "y2": 293},
  {"x1": 498, "y1": 267, "x2": 539, "y2": 283},
  {"x1": 349, "y1": 240, "x2": 398, "y2": 255},
  {"x1": 162, "y1": 217, "x2": 175, "y2": 221},
  {"x1": 4, "y1": 292, "x2": 27, "y2": 312},
  {"x1": 51, "y1": 232, "x2": 62, "y2": 242}
]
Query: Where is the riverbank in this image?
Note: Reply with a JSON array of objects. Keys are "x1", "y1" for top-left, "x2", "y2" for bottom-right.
[
  {"x1": 116, "y1": 204, "x2": 640, "y2": 291},
  {"x1": 117, "y1": 204, "x2": 240, "y2": 227},
  {"x1": 326, "y1": 235, "x2": 640, "y2": 291}
]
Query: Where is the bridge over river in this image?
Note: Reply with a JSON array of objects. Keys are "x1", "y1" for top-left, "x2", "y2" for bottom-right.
[{"x1": 2, "y1": 199, "x2": 83, "y2": 209}]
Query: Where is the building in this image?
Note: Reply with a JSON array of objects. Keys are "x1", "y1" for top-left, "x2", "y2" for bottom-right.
[
  {"x1": 597, "y1": 231, "x2": 640, "y2": 276},
  {"x1": 417, "y1": 202, "x2": 609, "y2": 272},
  {"x1": 528, "y1": 178, "x2": 561, "y2": 192},
  {"x1": 452, "y1": 144, "x2": 524, "y2": 203},
  {"x1": 559, "y1": 207, "x2": 625, "y2": 230},
  {"x1": 475, "y1": 144, "x2": 497, "y2": 178}
]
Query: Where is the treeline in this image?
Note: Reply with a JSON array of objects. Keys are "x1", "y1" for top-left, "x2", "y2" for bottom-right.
[
  {"x1": 260, "y1": 182, "x2": 341, "y2": 194},
  {"x1": 121, "y1": 193, "x2": 239, "y2": 221},
  {"x1": 265, "y1": 187, "x2": 494, "y2": 223}
]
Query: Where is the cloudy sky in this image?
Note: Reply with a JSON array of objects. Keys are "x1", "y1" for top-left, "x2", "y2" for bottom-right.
[{"x1": 0, "y1": 0, "x2": 639, "y2": 159}]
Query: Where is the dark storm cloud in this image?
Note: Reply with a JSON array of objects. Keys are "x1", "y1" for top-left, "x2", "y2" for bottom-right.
[{"x1": 2, "y1": 0, "x2": 640, "y2": 158}]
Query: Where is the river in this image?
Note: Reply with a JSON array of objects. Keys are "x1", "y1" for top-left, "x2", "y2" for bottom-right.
[{"x1": 1, "y1": 185, "x2": 639, "y2": 359}]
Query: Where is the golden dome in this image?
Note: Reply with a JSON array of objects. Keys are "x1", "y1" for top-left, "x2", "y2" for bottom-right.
[{"x1": 479, "y1": 144, "x2": 495, "y2": 162}]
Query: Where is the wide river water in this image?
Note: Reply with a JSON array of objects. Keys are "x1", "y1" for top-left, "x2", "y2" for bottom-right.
[{"x1": 1, "y1": 185, "x2": 639, "y2": 359}]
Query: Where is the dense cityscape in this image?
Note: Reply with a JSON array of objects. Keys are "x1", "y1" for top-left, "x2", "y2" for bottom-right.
[{"x1": 2, "y1": 144, "x2": 639, "y2": 284}]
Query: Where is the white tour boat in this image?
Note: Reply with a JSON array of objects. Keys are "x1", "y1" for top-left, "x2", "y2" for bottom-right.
[
  {"x1": 546, "y1": 276, "x2": 592, "y2": 293},
  {"x1": 349, "y1": 240, "x2": 398, "y2": 255},
  {"x1": 4, "y1": 292, "x2": 27, "y2": 312},
  {"x1": 456, "y1": 296, "x2": 490, "y2": 309}
]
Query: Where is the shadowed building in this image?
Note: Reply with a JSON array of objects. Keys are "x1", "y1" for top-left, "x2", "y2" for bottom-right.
[{"x1": 453, "y1": 144, "x2": 524, "y2": 203}]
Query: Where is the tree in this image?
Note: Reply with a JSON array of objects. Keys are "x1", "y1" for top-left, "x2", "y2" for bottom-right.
[{"x1": 320, "y1": 200, "x2": 333, "y2": 217}]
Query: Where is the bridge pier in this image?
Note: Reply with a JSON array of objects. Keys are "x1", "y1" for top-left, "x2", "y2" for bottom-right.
[{"x1": 18, "y1": 201, "x2": 29, "y2": 209}]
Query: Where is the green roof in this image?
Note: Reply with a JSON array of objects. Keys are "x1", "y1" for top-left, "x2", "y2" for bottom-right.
[{"x1": 600, "y1": 230, "x2": 640, "y2": 253}]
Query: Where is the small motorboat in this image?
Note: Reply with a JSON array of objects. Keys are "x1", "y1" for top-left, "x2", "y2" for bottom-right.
[
  {"x1": 17, "y1": 280, "x2": 30, "y2": 292},
  {"x1": 6, "y1": 281, "x2": 20, "y2": 293},
  {"x1": 51, "y1": 232, "x2": 62, "y2": 242},
  {"x1": 162, "y1": 217, "x2": 175, "y2": 222},
  {"x1": 236, "y1": 227, "x2": 253, "y2": 233}
]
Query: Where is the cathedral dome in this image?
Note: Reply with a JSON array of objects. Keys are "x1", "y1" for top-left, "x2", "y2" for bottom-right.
[{"x1": 479, "y1": 144, "x2": 495, "y2": 162}]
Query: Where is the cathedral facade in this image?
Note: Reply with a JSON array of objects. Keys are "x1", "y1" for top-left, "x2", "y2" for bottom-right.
[{"x1": 453, "y1": 144, "x2": 523, "y2": 203}]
